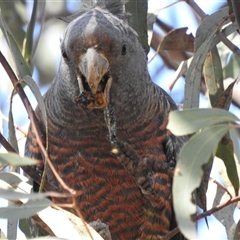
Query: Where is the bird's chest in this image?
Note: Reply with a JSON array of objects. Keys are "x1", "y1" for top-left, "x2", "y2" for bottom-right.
[
  {"x1": 48, "y1": 117, "x2": 163, "y2": 185},
  {"x1": 48, "y1": 124, "x2": 148, "y2": 238},
  {"x1": 47, "y1": 115, "x2": 166, "y2": 239}
]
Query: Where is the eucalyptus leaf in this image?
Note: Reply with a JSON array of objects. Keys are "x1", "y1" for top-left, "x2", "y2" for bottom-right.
[
  {"x1": 125, "y1": 0, "x2": 148, "y2": 53},
  {"x1": 0, "y1": 198, "x2": 51, "y2": 220},
  {"x1": 7, "y1": 215, "x2": 17, "y2": 240},
  {"x1": 184, "y1": 26, "x2": 216, "y2": 108},
  {"x1": 21, "y1": 75, "x2": 47, "y2": 130},
  {"x1": 203, "y1": 47, "x2": 224, "y2": 106},
  {"x1": 0, "y1": 9, "x2": 31, "y2": 78},
  {"x1": 213, "y1": 80, "x2": 236, "y2": 110},
  {"x1": 0, "y1": 188, "x2": 50, "y2": 201},
  {"x1": 8, "y1": 91, "x2": 19, "y2": 153},
  {"x1": 184, "y1": 6, "x2": 230, "y2": 109},
  {"x1": 168, "y1": 108, "x2": 239, "y2": 136},
  {"x1": 22, "y1": 0, "x2": 38, "y2": 64},
  {"x1": 0, "y1": 152, "x2": 37, "y2": 166},
  {"x1": 223, "y1": 53, "x2": 240, "y2": 79},
  {"x1": 233, "y1": 219, "x2": 240, "y2": 240},
  {"x1": 0, "y1": 172, "x2": 29, "y2": 185},
  {"x1": 0, "y1": 229, "x2": 7, "y2": 239},
  {"x1": 173, "y1": 124, "x2": 231, "y2": 239},
  {"x1": 230, "y1": 128, "x2": 240, "y2": 166},
  {"x1": 210, "y1": 22, "x2": 238, "y2": 50},
  {"x1": 195, "y1": 7, "x2": 229, "y2": 50},
  {"x1": 22, "y1": 0, "x2": 46, "y2": 64},
  {"x1": 19, "y1": 219, "x2": 32, "y2": 238},
  {"x1": 216, "y1": 135, "x2": 239, "y2": 196}
]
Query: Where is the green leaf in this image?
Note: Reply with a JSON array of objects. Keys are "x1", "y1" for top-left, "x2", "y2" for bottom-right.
[
  {"x1": 233, "y1": 219, "x2": 240, "y2": 240},
  {"x1": 22, "y1": 75, "x2": 48, "y2": 154},
  {"x1": 0, "y1": 9, "x2": 31, "y2": 78},
  {"x1": 211, "y1": 23, "x2": 238, "y2": 49},
  {"x1": 0, "y1": 152, "x2": 37, "y2": 166},
  {"x1": 213, "y1": 80, "x2": 236, "y2": 110},
  {"x1": 167, "y1": 108, "x2": 239, "y2": 136},
  {"x1": 0, "y1": 172, "x2": 29, "y2": 185},
  {"x1": 0, "y1": 228, "x2": 7, "y2": 239},
  {"x1": 184, "y1": 27, "x2": 217, "y2": 108},
  {"x1": 173, "y1": 124, "x2": 231, "y2": 239},
  {"x1": 223, "y1": 53, "x2": 240, "y2": 79},
  {"x1": 184, "y1": 6, "x2": 230, "y2": 108},
  {"x1": 8, "y1": 90, "x2": 19, "y2": 153},
  {"x1": 203, "y1": 47, "x2": 224, "y2": 106},
  {"x1": 125, "y1": 0, "x2": 149, "y2": 53},
  {"x1": 0, "y1": 198, "x2": 51, "y2": 220},
  {"x1": 22, "y1": 0, "x2": 38, "y2": 65},
  {"x1": 230, "y1": 127, "x2": 240, "y2": 165},
  {"x1": 22, "y1": 0, "x2": 46, "y2": 65},
  {"x1": 0, "y1": 188, "x2": 50, "y2": 201},
  {"x1": 195, "y1": 7, "x2": 229, "y2": 50},
  {"x1": 21, "y1": 75, "x2": 47, "y2": 130},
  {"x1": 19, "y1": 219, "x2": 31, "y2": 238},
  {"x1": 20, "y1": 218, "x2": 50, "y2": 238},
  {"x1": 216, "y1": 134, "x2": 239, "y2": 196}
]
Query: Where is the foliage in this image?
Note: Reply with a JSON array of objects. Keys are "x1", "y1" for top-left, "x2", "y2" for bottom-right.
[{"x1": 0, "y1": 0, "x2": 239, "y2": 239}]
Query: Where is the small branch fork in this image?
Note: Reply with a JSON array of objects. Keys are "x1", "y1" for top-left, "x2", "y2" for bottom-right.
[
  {"x1": 0, "y1": 51, "x2": 93, "y2": 240},
  {"x1": 185, "y1": 0, "x2": 240, "y2": 57},
  {"x1": 163, "y1": 192, "x2": 240, "y2": 240}
]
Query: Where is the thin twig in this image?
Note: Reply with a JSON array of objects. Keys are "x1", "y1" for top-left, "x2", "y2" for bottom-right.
[
  {"x1": 230, "y1": 0, "x2": 240, "y2": 33},
  {"x1": 160, "y1": 0, "x2": 184, "y2": 12},
  {"x1": 194, "y1": 195, "x2": 240, "y2": 222},
  {"x1": 184, "y1": 0, "x2": 207, "y2": 20},
  {"x1": 0, "y1": 51, "x2": 70, "y2": 192},
  {"x1": 162, "y1": 227, "x2": 179, "y2": 240},
  {"x1": 0, "y1": 112, "x2": 27, "y2": 137},
  {"x1": 217, "y1": 31, "x2": 240, "y2": 57},
  {"x1": 57, "y1": 197, "x2": 88, "y2": 227},
  {"x1": 0, "y1": 165, "x2": 8, "y2": 172},
  {"x1": 163, "y1": 194, "x2": 240, "y2": 240},
  {"x1": 0, "y1": 131, "x2": 56, "y2": 192},
  {"x1": 213, "y1": 180, "x2": 233, "y2": 199},
  {"x1": 0, "y1": 131, "x2": 15, "y2": 153},
  {"x1": 0, "y1": 51, "x2": 94, "y2": 240}
]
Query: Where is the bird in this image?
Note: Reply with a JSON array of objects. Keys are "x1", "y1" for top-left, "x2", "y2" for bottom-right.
[{"x1": 25, "y1": 1, "x2": 186, "y2": 239}]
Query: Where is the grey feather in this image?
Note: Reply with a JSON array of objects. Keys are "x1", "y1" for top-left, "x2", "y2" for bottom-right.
[{"x1": 59, "y1": 0, "x2": 130, "y2": 23}]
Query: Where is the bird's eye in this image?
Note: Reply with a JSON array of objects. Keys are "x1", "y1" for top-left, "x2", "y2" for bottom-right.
[
  {"x1": 61, "y1": 50, "x2": 69, "y2": 60},
  {"x1": 121, "y1": 44, "x2": 127, "y2": 55}
]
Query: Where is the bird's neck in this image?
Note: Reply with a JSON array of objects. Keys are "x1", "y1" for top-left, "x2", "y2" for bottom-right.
[
  {"x1": 48, "y1": 63, "x2": 158, "y2": 129},
  {"x1": 109, "y1": 79, "x2": 156, "y2": 125}
]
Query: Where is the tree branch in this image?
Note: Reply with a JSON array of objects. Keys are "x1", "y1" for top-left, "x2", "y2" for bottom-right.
[
  {"x1": 184, "y1": 0, "x2": 207, "y2": 20},
  {"x1": 217, "y1": 31, "x2": 240, "y2": 57},
  {"x1": 230, "y1": 0, "x2": 240, "y2": 32},
  {"x1": 163, "y1": 194, "x2": 240, "y2": 240},
  {"x1": 0, "y1": 131, "x2": 56, "y2": 192},
  {"x1": 0, "y1": 51, "x2": 69, "y2": 190}
]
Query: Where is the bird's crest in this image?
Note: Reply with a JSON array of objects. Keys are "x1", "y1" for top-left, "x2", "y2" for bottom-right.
[{"x1": 59, "y1": 0, "x2": 130, "y2": 23}]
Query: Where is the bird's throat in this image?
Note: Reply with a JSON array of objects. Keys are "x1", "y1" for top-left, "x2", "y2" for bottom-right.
[{"x1": 75, "y1": 73, "x2": 112, "y2": 109}]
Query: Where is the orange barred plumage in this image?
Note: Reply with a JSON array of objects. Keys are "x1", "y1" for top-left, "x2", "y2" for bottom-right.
[{"x1": 25, "y1": 3, "x2": 186, "y2": 240}]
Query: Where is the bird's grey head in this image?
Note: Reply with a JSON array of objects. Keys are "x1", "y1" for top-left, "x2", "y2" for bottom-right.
[{"x1": 59, "y1": 7, "x2": 145, "y2": 109}]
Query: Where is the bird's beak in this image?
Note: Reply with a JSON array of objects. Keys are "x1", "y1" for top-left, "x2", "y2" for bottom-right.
[{"x1": 77, "y1": 48, "x2": 112, "y2": 109}]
